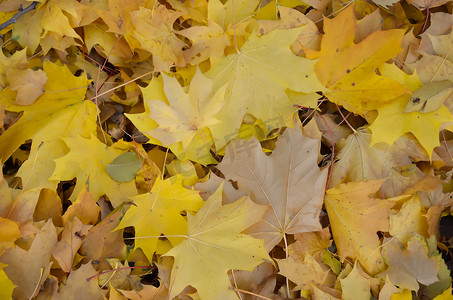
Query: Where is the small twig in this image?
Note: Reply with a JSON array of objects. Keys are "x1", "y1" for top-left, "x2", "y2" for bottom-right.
[
  {"x1": 0, "y1": 2, "x2": 39, "y2": 37},
  {"x1": 234, "y1": 288, "x2": 273, "y2": 300},
  {"x1": 87, "y1": 70, "x2": 154, "y2": 102},
  {"x1": 335, "y1": 104, "x2": 356, "y2": 133},
  {"x1": 86, "y1": 265, "x2": 155, "y2": 282},
  {"x1": 441, "y1": 131, "x2": 453, "y2": 161}
]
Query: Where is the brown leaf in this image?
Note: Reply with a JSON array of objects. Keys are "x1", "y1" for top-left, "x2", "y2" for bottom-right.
[
  {"x1": 52, "y1": 217, "x2": 92, "y2": 273},
  {"x1": 218, "y1": 128, "x2": 328, "y2": 250},
  {"x1": 56, "y1": 262, "x2": 105, "y2": 300},
  {"x1": 0, "y1": 220, "x2": 57, "y2": 299}
]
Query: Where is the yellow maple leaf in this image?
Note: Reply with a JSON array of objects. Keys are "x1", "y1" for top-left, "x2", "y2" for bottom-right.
[
  {"x1": 163, "y1": 184, "x2": 271, "y2": 299},
  {"x1": 325, "y1": 180, "x2": 398, "y2": 275},
  {"x1": 314, "y1": 4, "x2": 408, "y2": 116},
  {"x1": 0, "y1": 48, "x2": 28, "y2": 87},
  {"x1": 146, "y1": 67, "x2": 226, "y2": 149},
  {"x1": 340, "y1": 262, "x2": 371, "y2": 300},
  {"x1": 12, "y1": 0, "x2": 80, "y2": 54},
  {"x1": 126, "y1": 76, "x2": 219, "y2": 165},
  {"x1": 276, "y1": 254, "x2": 329, "y2": 291},
  {"x1": 370, "y1": 64, "x2": 453, "y2": 158},
  {"x1": 83, "y1": 25, "x2": 134, "y2": 65},
  {"x1": 0, "y1": 262, "x2": 15, "y2": 299},
  {"x1": 62, "y1": 184, "x2": 101, "y2": 226},
  {"x1": 0, "y1": 60, "x2": 91, "y2": 163},
  {"x1": 50, "y1": 135, "x2": 138, "y2": 207},
  {"x1": 207, "y1": 26, "x2": 325, "y2": 150},
  {"x1": 179, "y1": 20, "x2": 230, "y2": 67},
  {"x1": 389, "y1": 195, "x2": 428, "y2": 244},
  {"x1": 15, "y1": 100, "x2": 97, "y2": 191},
  {"x1": 115, "y1": 176, "x2": 204, "y2": 261},
  {"x1": 96, "y1": 0, "x2": 144, "y2": 35},
  {"x1": 0, "y1": 217, "x2": 20, "y2": 257},
  {"x1": 209, "y1": 0, "x2": 260, "y2": 30},
  {"x1": 0, "y1": 48, "x2": 46, "y2": 106},
  {"x1": 130, "y1": 5, "x2": 186, "y2": 72},
  {"x1": 7, "y1": 68, "x2": 47, "y2": 105}
]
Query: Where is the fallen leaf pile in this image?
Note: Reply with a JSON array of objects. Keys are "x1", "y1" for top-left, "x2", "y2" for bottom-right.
[{"x1": 0, "y1": 0, "x2": 452, "y2": 299}]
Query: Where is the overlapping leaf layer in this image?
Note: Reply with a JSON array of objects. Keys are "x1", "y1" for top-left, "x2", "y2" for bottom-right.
[{"x1": 0, "y1": 0, "x2": 452, "y2": 299}]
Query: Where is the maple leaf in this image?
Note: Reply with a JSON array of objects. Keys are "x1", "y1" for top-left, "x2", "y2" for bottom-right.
[
  {"x1": 80, "y1": 208, "x2": 126, "y2": 271},
  {"x1": 6, "y1": 68, "x2": 47, "y2": 105},
  {"x1": 209, "y1": 0, "x2": 261, "y2": 30},
  {"x1": 0, "y1": 48, "x2": 28, "y2": 88},
  {"x1": 12, "y1": 0, "x2": 80, "y2": 53},
  {"x1": 379, "y1": 234, "x2": 440, "y2": 291},
  {"x1": 33, "y1": 188, "x2": 63, "y2": 227},
  {"x1": 289, "y1": 227, "x2": 332, "y2": 261},
  {"x1": 257, "y1": 6, "x2": 320, "y2": 56},
  {"x1": 116, "y1": 176, "x2": 204, "y2": 261},
  {"x1": 126, "y1": 76, "x2": 219, "y2": 165},
  {"x1": 167, "y1": 0, "x2": 207, "y2": 22},
  {"x1": 0, "y1": 170, "x2": 41, "y2": 239},
  {"x1": 276, "y1": 254, "x2": 329, "y2": 291},
  {"x1": 146, "y1": 67, "x2": 226, "y2": 149},
  {"x1": 82, "y1": 24, "x2": 134, "y2": 65},
  {"x1": 389, "y1": 195, "x2": 428, "y2": 244},
  {"x1": 7, "y1": 188, "x2": 41, "y2": 231},
  {"x1": 0, "y1": 217, "x2": 20, "y2": 257},
  {"x1": 49, "y1": 135, "x2": 138, "y2": 207},
  {"x1": 207, "y1": 26, "x2": 325, "y2": 149},
  {"x1": 1, "y1": 0, "x2": 453, "y2": 297},
  {"x1": 218, "y1": 128, "x2": 328, "y2": 250},
  {"x1": 179, "y1": 20, "x2": 230, "y2": 66},
  {"x1": 96, "y1": 0, "x2": 143, "y2": 35},
  {"x1": 314, "y1": 5, "x2": 408, "y2": 116},
  {"x1": 413, "y1": 54, "x2": 453, "y2": 84},
  {"x1": 163, "y1": 184, "x2": 271, "y2": 299},
  {"x1": 0, "y1": 262, "x2": 14, "y2": 299},
  {"x1": 370, "y1": 64, "x2": 453, "y2": 157},
  {"x1": 125, "y1": 76, "x2": 165, "y2": 145},
  {"x1": 324, "y1": 180, "x2": 397, "y2": 275},
  {"x1": 407, "y1": 0, "x2": 451, "y2": 10},
  {"x1": 329, "y1": 128, "x2": 428, "y2": 198},
  {"x1": 403, "y1": 81, "x2": 453, "y2": 114},
  {"x1": 16, "y1": 100, "x2": 97, "y2": 191},
  {"x1": 52, "y1": 217, "x2": 92, "y2": 273},
  {"x1": 130, "y1": 5, "x2": 186, "y2": 72},
  {"x1": 119, "y1": 284, "x2": 167, "y2": 300},
  {"x1": 195, "y1": 172, "x2": 245, "y2": 203},
  {"x1": 340, "y1": 262, "x2": 371, "y2": 300},
  {"x1": 0, "y1": 220, "x2": 57, "y2": 299},
  {"x1": 0, "y1": 60, "x2": 91, "y2": 163},
  {"x1": 428, "y1": 29, "x2": 453, "y2": 62},
  {"x1": 62, "y1": 184, "x2": 102, "y2": 226},
  {"x1": 56, "y1": 262, "x2": 105, "y2": 300}
]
